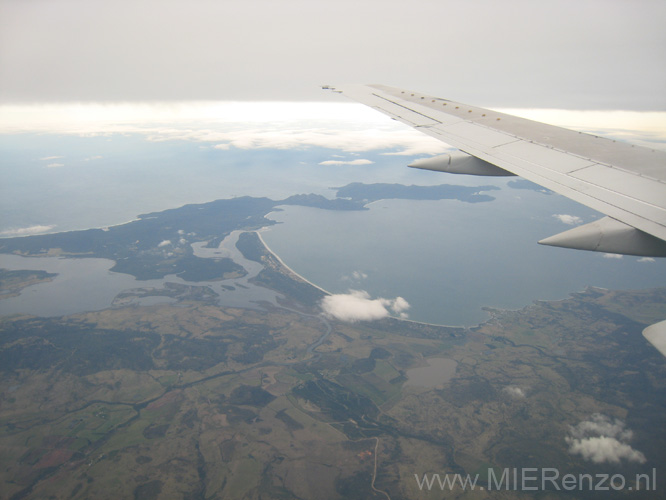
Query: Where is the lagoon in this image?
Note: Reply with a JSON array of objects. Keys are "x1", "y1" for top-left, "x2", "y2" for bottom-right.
[{"x1": 0, "y1": 231, "x2": 284, "y2": 317}]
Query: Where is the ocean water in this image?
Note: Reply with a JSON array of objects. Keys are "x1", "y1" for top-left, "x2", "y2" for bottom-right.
[{"x1": 261, "y1": 187, "x2": 666, "y2": 326}]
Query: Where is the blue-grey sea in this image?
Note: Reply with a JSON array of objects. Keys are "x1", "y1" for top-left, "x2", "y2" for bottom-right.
[
  {"x1": 1, "y1": 133, "x2": 665, "y2": 325},
  {"x1": 262, "y1": 192, "x2": 666, "y2": 325}
]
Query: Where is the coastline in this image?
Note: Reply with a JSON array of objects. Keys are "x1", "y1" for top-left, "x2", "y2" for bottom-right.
[
  {"x1": 255, "y1": 229, "x2": 331, "y2": 296},
  {"x1": 256, "y1": 227, "x2": 480, "y2": 329}
]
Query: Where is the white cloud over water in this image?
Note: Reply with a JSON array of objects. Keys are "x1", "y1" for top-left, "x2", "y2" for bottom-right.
[
  {"x1": 553, "y1": 214, "x2": 583, "y2": 225},
  {"x1": 565, "y1": 414, "x2": 646, "y2": 465},
  {"x1": 321, "y1": 290, "x2": 410, "y2": 322},
  {"x1": 319, "y1": 159, "x2": 374, "y2": 166},
  {"x1": 206, "y1": 127, "x2": 444, "y2": 155}
]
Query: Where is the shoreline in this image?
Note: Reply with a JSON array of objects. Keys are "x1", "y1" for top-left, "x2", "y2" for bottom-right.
[{"x1": 255, "y1": 229, "x2": 332, "y2": 296}]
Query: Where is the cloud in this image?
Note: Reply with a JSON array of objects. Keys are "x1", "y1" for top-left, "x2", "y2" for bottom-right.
[
  {"x1": 40, "y1": 155, "x2": 63, "y2": 161},
  {"x1": 4, "y1": 102, "x2": 664, "y2": 158},
  {"x1": 158, "y1": 240, "x2": 172, "y2": 248},
  {"x1": 502, "y1": 386, "x2": 525, "y2": 398},
  {"x1": 319, "y1": 159, "x2": 374, "y2": 166},
  {"x1": 391, "y1": 296, "x2": 410, "y2": 315},
  {"x1": 321, "y1": 290, "x2": 410, "y2": 322},
  {"x1": 84, "y1": 155, "x2": 103, "y2": 161},
  {"x1": 0, "y1": 102, "x2": 449, "y2": 156},
  {"x1": 567, "y1": 438, "x2": 646, "y2": 465},
  {"x1": 553, "y1": 214, "x2": 583, "y2": 225},
  {"x1": 638, "y1": 257, "x2": 655, "y2": 263},
  {"x1": 565, "y1": 414, "x2": 646, "y2": 464},
  {"x1": 46, "y1": 162, "x2": 64, "y2": 168},
  {"x1": 0, "y1": 225, "x2": 56, "y2": 237},
  {"x1": 602, "y1": 253, "x2": 623, "y2": 259},
  {"x1": 207, "y1": 126, "x2": 445, "y2": 155}
]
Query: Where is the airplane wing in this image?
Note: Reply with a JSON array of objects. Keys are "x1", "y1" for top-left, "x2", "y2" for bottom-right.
[
  {"x1": 325, "y1": 84, "x2": 666, "y2": 358},
  {"x1": 324, "y1": 84, "x2": 666, "y2": 258}
]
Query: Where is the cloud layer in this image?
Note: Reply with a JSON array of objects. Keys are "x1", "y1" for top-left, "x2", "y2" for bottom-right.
[
  {"x1": 2, "y1": 103, "x2": 664, "y2": 156},
  {"x1": 320, "y1": 290, "x2": 410, "y2": 322},
  {"x1": 565, "y1": 414, "x2": 646, "y2": 464},
  {"x1": 319, "y1": 159, "x2": 374, "y2": 166},
  {"x1": 0, "y1": 102, "x2": 451, "y2": 156}
]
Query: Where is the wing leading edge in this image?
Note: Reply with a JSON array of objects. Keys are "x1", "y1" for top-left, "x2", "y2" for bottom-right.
[{"x1": 324, "y1": 84, "x2": 666, "y2": 257}]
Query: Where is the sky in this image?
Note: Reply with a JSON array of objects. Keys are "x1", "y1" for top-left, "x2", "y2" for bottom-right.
[{"x1": 1, "y1": 0, "x2": 665, "y2": 109}]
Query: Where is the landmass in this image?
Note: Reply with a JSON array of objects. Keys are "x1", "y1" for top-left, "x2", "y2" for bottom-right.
[
  {"x1": 1, "y1": 280, "x2": 664, "y2": 498},
  {"x1": 0, "y1": 270, "x2": 58, "y2": 300},
  {"x1": 0, "y1": 183, "x2": 497, "y2": 281},
  {"x1": 0, "y1": 187, "x2": 664, "y2": 499}
]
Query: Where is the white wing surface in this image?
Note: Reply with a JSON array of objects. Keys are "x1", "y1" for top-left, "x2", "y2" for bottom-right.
[{"x1": 324, "y1": 84, "x2": 666, "y2": 258}]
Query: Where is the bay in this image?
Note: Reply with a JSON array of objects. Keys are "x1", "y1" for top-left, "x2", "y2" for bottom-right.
[{"x1": 261, "y1": 186, "x2": 666, "y2": 326}]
